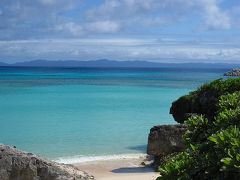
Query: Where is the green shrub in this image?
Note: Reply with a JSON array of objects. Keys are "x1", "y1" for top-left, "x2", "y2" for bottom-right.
[
  {"x1": 157, "y1": 152, "x2": 194, "y2": 180},
  {"x1": 170, "y1": 78, "x2": 240, "y2": 123},
  {"x1": 183, "y1": 115, "x2": 212, "y2": 144},
  {"x1": 158, "y1": 82, "x2": 240, "y2": 180},
  {"x1": 218, "y1": 92, "x2": 240, "y2": 111},
  {"x1": 215, "y1": 108, "x2": 240, "y2": 130},
  {"x1": 209, "y1": 126, "x2": 240, "y2": 174}
]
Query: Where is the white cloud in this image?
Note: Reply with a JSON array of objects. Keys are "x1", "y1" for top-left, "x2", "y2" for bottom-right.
[
  {"x1": 56, "y1": 22, "x2": 84, "y2": 36},
  {"x1": 0, "y1": 0, "x2": 82, "y2": 40},
  {"x1": 85, "y1": 0, "x2": 232, "y2": 32},
  {"x1": 0, "y1": 0, "x2": 237, "y2": 40},
  {"x1": 227, "y1": 5, "x2": 240, "y2": 28},
  {"x1": 0, "y1": 0, "x2": 239, "y2": 64},
  {"x1": 200, "y1": 0, "x2": 231, "y2": 29},
  {"x1": 86, "y1": 21, "x2": 120, "y2": 33},
  {"x1": 1, "y1": 38, "x2": 240, "y2": 63}
]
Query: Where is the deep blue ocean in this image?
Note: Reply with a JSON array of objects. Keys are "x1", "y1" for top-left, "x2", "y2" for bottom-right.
[{"x1": 0, "y1": 66, "x2": 226, "y2": 162}]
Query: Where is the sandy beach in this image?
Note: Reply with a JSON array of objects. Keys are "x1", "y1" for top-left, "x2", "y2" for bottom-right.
[{"x1": 74, "y1": 156, "x2": 159, "y2": 180}]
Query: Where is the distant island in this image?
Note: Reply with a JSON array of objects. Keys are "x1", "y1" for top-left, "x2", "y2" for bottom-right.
[
  {"x1": 0, "y1": 59, "x2": 240, "y2": 68},
  {"x1": 224, "y1": 68, "x2": 240, "y2": 76}
]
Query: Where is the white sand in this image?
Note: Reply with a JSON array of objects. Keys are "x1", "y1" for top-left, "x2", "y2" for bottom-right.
[{"x1": 73, "y1": 156, "x2": 159, "y2": 180}]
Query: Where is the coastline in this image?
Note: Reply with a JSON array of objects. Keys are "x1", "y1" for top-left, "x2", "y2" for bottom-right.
[
  {"x1": 55, "y1": 153, "x2": 147, "y2": 164},
  {"x1": 72, "y1": 155, "x2": 159, "y2": 180}
]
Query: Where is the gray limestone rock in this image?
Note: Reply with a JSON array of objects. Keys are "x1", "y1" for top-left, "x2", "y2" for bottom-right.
[
  {"x1": 224, "y1": 68, "x2": 240, "y2": 76},
  {"x1": 147, "y1": 124, "x2": 187, "y2": 156},
  {"x1": 0, "y1": 145, "x2": 94, "y2": 180}
]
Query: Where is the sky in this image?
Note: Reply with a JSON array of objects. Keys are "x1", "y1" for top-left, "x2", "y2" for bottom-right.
[{"x1": 0, "y1": 0, "x2": 240, "y2": 63}]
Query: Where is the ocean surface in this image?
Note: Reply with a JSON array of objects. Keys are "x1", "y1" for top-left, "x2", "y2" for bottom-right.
[{"x1": 0, "y1": 66, "x2": 226, "y2": 162}]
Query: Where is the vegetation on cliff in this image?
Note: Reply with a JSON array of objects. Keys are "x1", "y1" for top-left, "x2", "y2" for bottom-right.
[
  {"x1": 170, "y1": 78, "x2": 240, "y2": 123},
  {"x1": 158, "y1": 78, "x2": 240, "y2": 179}
]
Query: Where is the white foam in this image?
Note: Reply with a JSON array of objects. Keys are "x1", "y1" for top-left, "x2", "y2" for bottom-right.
[{"x1": 54, "y1": 153, "x2": 147, "y2": 164}]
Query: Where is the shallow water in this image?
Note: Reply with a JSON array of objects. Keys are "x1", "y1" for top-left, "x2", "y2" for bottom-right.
[{"x1": 0, "y1": 67, "x2": 225, "y2": 162}]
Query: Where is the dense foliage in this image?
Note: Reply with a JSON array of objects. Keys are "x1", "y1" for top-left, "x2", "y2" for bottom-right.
[
  {"x1": 170, "y1": 78, "x2": 240, "y2": 123},
  {"x1": 158, "y1": 79, "x2": 240, "y2": 180}
]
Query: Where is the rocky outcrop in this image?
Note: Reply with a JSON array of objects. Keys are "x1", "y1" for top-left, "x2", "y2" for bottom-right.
[
  {"x1": 0, "y1": 145, "x2": 94, "y2": 180},
  {"x1": 147, "y1": 124, "x2": 187, "y2": 156},
  {"x1": 170, "y1": 79, "x2": 240, "y2": 124},
  {"x1": 169, "y1": 95, "x2": 196, "y2": 123},
  {"x1": 224, "y1": 68, "x2": 240, "y2": 76},
  {"x1": 170, "y1": 91, "x2": 218, "y2": 124}
]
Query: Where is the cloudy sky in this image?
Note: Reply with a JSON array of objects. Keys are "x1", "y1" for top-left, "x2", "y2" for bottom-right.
[{"x1": 0, "y1": 0, "x2": 240, "y2": 63}]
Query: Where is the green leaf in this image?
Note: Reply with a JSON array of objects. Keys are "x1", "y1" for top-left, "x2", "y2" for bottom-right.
[
  {"x1": 208, "y1": 136, "x2": 218, "y2": 144},
  {"x1": 221, "y1": 157, "x2": 233, "y2": 165}
]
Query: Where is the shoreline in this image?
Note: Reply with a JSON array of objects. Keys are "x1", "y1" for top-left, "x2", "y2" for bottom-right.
[
  {"x1": 72, "y1": 155, "x2": 159, "y2": 180},
  {"x1": 55, "y1": 153, "x2": 147, "y2": 164}
]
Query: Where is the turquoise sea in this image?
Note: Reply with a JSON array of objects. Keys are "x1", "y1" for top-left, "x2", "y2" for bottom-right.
[{"x1": 0, "y1": 67, "x2": 226, "y2": 162}]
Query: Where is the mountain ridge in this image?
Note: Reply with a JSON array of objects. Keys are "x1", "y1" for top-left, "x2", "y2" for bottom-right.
[{"x1": 0, "y1": 59, "x2": 239, "y2": 68}]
